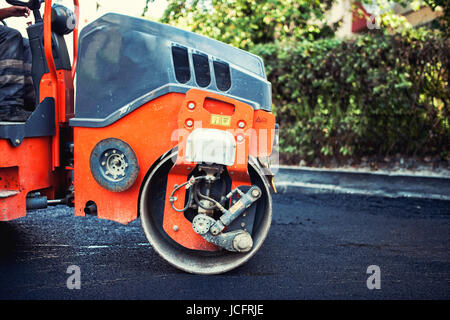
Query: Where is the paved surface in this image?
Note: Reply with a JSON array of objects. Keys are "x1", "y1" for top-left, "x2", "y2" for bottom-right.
[{"x1": 0, "y1": 193, "x2": 449, "y2": 300}]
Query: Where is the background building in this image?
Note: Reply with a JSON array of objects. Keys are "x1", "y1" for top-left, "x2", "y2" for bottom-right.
[{"x1": 327, "y1": 0, "x2": 444, "y2": 37}]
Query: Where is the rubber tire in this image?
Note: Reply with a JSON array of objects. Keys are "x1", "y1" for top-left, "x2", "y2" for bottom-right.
[{"x1": 89, "y1": 138, "x2": 139, "y2": 193}]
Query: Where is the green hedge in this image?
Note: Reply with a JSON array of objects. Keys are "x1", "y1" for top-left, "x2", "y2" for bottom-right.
[{"x1": 252, "y1": 29, "x2": 449, "y2": 164}]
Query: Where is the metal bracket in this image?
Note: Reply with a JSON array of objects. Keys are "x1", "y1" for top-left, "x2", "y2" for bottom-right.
[
  {"x1": 191, "y1": 186, "x2": 261, "y2": 253},
  {"x1": 192, "y1": 214, "x2": 253, "y2": 252}
]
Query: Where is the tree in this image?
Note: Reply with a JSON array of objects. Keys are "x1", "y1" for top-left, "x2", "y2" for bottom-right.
[{"x1": 151, "y1": 0, "x2": 337, "y2": 50}]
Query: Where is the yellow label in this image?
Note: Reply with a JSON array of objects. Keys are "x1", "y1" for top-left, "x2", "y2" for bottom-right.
[{"x1": 211, "y1": 114, "x2": 232, "y2": 127}]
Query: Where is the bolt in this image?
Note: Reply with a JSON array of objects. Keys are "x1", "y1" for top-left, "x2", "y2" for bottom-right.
[
  {"x1": 173, "y1": 225, "x2": 179, "y2": 232},
  {"x1": 238, "y1": 121, "x2": 245, "y2": 128},
  {"x1": 188, "y1": 102, "x2": 195, "y2": 110},
  {"x1": 15, "y1": 139, "x2": 20, "y2": 145},
  {"x1": 237, "y1": 135, "x2": 244, "y2": 142},
  {"x1": 241, "y1": 222, "x2": 246, "y2": 228},
  {"x1": 251, "y1": 188, "x2": 261, "y2": 198},
  {"x1": 186, "y1": 120, "x2": 193, "y2": 127},
  {"x1": 210, "y1": 226, "x2": 220, "y2": 236},
  {"x1": 233, "y1": 233, "x2": 253, "y2": 252}
]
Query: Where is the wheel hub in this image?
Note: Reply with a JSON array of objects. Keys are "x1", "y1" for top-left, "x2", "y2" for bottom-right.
[{"x1": 101, "y1": 149, "x2": 128, "y2": 181}]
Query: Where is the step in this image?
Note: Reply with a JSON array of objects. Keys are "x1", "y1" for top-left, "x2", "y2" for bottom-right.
[{"x1": 0, "y1": 190, "x2": 20, "y2": 198}]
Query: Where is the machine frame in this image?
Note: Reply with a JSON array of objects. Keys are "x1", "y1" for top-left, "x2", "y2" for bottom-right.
[{"x1": 0, "y1": 0, "x2": 278, "y2": 274}]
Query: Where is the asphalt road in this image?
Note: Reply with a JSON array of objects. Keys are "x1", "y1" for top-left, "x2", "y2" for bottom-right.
[{"x1": 0, "y1": 192, "x2": 449, "y2": 300}]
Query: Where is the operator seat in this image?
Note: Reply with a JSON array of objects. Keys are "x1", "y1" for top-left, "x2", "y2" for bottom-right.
[{"x1": 0, "y1": 4, "x2": 75, "y2": 146}]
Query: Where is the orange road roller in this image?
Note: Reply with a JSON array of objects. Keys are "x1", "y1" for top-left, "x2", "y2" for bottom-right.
[{"x1": 0, "y1": 0, "x2": 278, "y2": 274}]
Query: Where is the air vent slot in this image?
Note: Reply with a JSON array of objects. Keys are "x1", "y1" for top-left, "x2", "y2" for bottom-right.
[
  {"x1": 193, "y1": 53, "x2": 211, "y2": 87},
  {"x1": 213, "y1": 61, "x2": 231, "y2": 91},
  {"x1": 172, "y1": 46, "x2": 191, "y2": 84}
]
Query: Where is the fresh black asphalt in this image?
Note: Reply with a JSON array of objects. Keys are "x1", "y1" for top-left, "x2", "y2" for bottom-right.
[{"x1": 0, "y1": 192, "x2": 449, "y2": 299}]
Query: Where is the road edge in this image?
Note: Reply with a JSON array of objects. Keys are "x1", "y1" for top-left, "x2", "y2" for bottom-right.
[{"x1": 274, "y1": 166, "x2": 450, "y2": 201}]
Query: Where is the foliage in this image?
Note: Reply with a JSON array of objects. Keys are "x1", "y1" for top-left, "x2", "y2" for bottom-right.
[
  {"x1": 252, "y1": 28, "x2": 449, "y2": 162},
  {"x1": 157, "y1": 0, "x2": 337, "y2": 50},
  {"x1": 360, "y1": 0, "x2": 449, "y2": 35},
  {"x1": 359, "y1": 0, "x2": 414, "y2": 32},
  {"x1": 423, "y1": 0, "x2": 450, "y2": 35}
]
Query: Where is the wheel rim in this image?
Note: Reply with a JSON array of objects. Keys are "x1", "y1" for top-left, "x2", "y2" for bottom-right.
[
  {"x1": 139, "y1": 151, "x2": 272, "y2": 275},
  {"x1": 90, "y1": 138, "x2": 139, "y2": 192}
]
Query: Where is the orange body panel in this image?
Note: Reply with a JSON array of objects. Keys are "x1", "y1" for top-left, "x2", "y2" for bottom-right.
[
  {"x1": 73, "y1": 93, "x2": 185, "y2": 224},
  {"x1": 0, "y1": 137, "x2": 53, "y2": 221},
  {"x1": 162, "y1": 162, "x2": 218, "y2": 251},
  {"x1": 251, "y1": 110, "x2": 276, "y2": 157},
  {"x1": 161, "y1": 89, "x2": 272, "y2": 250},
  {"x1": 73, "y1": 90, "x2": 275, "y2": 231}
]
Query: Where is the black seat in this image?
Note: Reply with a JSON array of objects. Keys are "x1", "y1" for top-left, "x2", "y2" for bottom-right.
[{"x1": 0, "y1": 97, "x2": 55, "y2": 146}]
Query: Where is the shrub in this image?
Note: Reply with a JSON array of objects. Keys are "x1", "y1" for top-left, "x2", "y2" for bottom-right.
[{"x1": 252, "y1": 28, "x2": 449, "y2": 164}]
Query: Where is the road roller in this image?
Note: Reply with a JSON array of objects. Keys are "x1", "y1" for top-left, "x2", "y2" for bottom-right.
[{"x1": 0, "y1": 0, "x2": 278, "y2": 274}]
